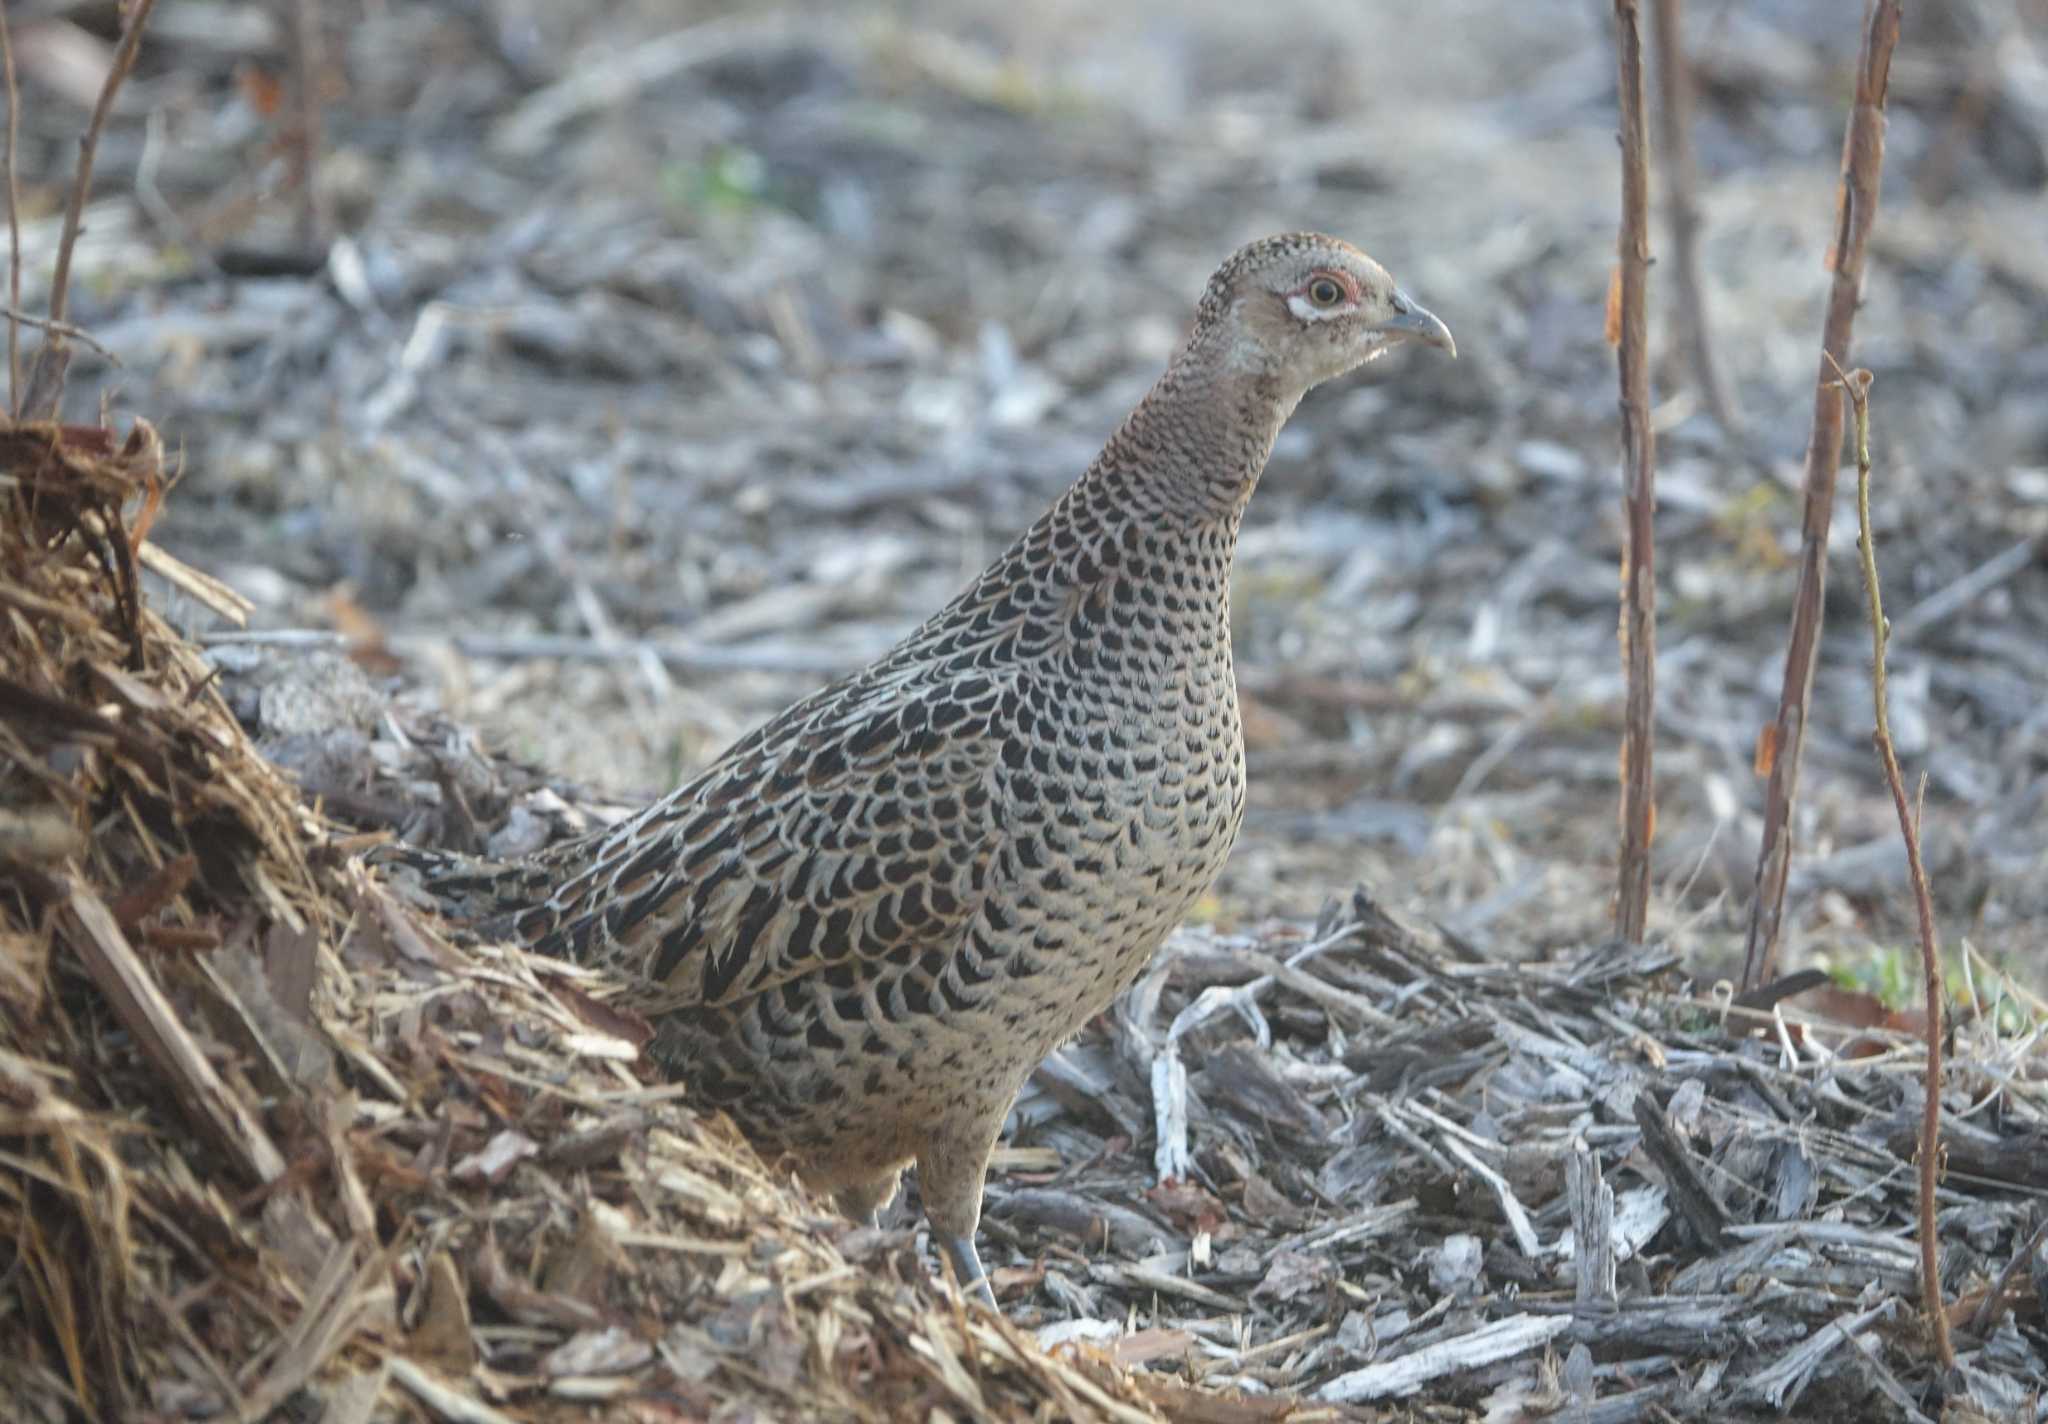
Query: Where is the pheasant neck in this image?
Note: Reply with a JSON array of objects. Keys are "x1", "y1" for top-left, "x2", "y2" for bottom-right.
[
  {"x1": 926, "y1": 350, "x2": 1298, "y2": 674},
  {"x1": 1076, "y1": 355, "x2": 1297, "y2": 533}
]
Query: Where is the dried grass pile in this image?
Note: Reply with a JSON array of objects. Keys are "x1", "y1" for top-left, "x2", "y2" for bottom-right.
[{"x1": 0, "y1": 418, "x2": 1189, "y2": 1424}]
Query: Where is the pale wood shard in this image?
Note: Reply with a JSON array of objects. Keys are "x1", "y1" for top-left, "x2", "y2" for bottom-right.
[
  {"x1": 1438, "y1": 1133, "x2": 1543, "y2": 1259},
  {"x1": 1316, "y1": 1313, "x2": 1573, "y2": 1403},
  {"x1": 1569, "y1": 1144, "x2": 1618, "y2": 1307},
  {"x1": 388, "y1": 1357, "x2": 524, "y2": 1424},
  {"x1": 1632, "y1": 1089, "x2": 1730, "y2": 1250},
  {"x1": 1740, "y1": 1299, "x2": 1895, "y2": 1411},
  {"x1": 61, "y1": 879, "x2": 287, "y2": 1186},
  {"x1": 137, "y1": 539, "x2": 254, "y2": 626}
]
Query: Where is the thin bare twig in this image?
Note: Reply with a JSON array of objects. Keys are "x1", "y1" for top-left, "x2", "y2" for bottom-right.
[
  {"x1": 1, "y1": 0, "x2": 20, "y2": 418},
  {"x1": 19, "y1": 0, "x2": 160, "y2": 419},
  {"x1": 1612, "y1": 0, "x2": 1658, "y2": 944},
  {"x1": 0, "y1": 307, "x2": 121, "y2": 362},
  {"x1": 1648, "y1": 0, "x2": 1742, "y2": 447},
  {"x1": 1888, "y1": 535, "x2": 2041, "y2": 646},
  {"x1": 1740, "y1": 0, "x2": 1903, "y2": 991},
  {"x1": 1831, "y1": 355, "x2": 1953, "y2": 1371},
  {"x1": 1971, "y1": 1212, "x2": 2048, "y2": 1335}
]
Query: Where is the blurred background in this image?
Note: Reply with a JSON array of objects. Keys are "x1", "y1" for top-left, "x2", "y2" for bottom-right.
[{"x1": 8, "y1": 0, "x2": 2045, "y2": 989}]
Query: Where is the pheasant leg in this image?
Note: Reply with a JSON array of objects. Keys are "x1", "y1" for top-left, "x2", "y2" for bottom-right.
[
  {"x1": 940, "y1": 1232, "x2": 997, "y2": 1309},
  {"x1": 833, "y1": 1171, "x2": 902, "y2": 1227},
  {"x1": 918, "y1": 1114, "x2": 1006, "y2": 1308}
]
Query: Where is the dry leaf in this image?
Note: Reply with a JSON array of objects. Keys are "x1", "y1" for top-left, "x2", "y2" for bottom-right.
[
  {"x1": 109, "y1": 853, "x2": 197, "y2": 931},
  {"x1": 545, "y1": 1325, "x2": 654, "y2": 1378},
  {"x1": 542, "y1": 974, "x2": 654, "y2": 1052},
  {"x1": 115, "y1": 420, "x2": 168, "y2": 551},
  {"x1": 451, "y1": 1129, "x2": 540, "y2": 1185},
  {"x1": 540, "y1": 1208, "x2": 629, "y2": 1304},
  {"x1": 324, "y1": 585, "x2": 400, "y2": 675},
  {"x1": 1109, "y1": 1328, "x2": 1194, "y2": 1367},
  {"x1": 1251, "y1": 1248, "x2": 1332, "y2": 1302},
  {"x1": 1144, "y1": 1178, "x2": 1229, "y2": 1235},
  {"x1": 408, "y1": 1251, "x2": 477, "y2": 1374},
  {"x1": 239, "y1": 63, "x2": 286, "y2": 118}
]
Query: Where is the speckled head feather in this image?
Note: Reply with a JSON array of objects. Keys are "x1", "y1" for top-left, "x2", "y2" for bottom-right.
[
  {"x1": 1193, "y1": 231, "x2": 1359, "y2": 324},
  {"x1": 1072, "y1": 232, "x2": 1456, "y2": 523},
  {"x1": 1189, "y1": 231, "x2": 1453, "y2": 395},
  {"x1": 396, "y1": 233, "x2": 1453, "y2": 1307}
]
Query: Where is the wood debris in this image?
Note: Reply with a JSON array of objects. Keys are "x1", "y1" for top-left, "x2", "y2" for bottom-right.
[{"x1": 4, "y1": 419, "x2": 2043, "y2": 1420}]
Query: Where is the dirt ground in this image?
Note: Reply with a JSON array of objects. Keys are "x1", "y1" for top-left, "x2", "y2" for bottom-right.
[{"x1": 13, "y1": 0, "x2": 2043, "y2": 989}]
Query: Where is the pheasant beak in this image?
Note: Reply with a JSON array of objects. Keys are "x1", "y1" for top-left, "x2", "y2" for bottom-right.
[{"x1": 1376, "y1": 290, "x2": 1456, "y2": 358}]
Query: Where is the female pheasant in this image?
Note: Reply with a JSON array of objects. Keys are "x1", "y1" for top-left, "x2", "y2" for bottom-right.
[{"x1": 406, "y1": 233, "x2": 1453, "y2": 1304}]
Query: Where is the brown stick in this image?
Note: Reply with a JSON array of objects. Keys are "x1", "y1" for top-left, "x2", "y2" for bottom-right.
[
  {"x1": 1612, "y1": 0, "x2": 1658, "y2": 944},
  {"x1": 1832, "y1": 356, "x2": 1953, "y2": 1370},
  {"x1": 1, "y1": 0, "x2": 20, "y2": 418},
  {"x1": 1972, "y1": 1213, "x2": 2048, "y2": 1335},
  {"x1": 287, "y1": 0, "x2": 329, "y2": 251},
  {"x1": 19, "y1": 0, "x2": 160, "y2": 418},
  {"x1": 1739, "y1": 0, "x2": 1902, "y2": 990},
  {"x1": 1648, "y1": 0, "x2": 1741, "y2": 445}
]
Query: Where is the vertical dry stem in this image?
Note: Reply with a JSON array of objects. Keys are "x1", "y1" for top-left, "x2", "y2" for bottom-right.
[
  {"x1": 1649, "y1": 0, "x2": 1740, "y2": 442},
  {"x1": 1, "y1": 0, "x2": 20, "y2": 418},
  {"x1": 1613, "y1": 0, "x2": 1658, "y2": 943},
  {"x1": 287, "y1": 0, "x2": 329, "y2": 251},
  {"x1": 19, "y1": 0, "x2": 160, "y2": 418},
  {"x1": 1739, "y1": 0, "x2": 1902, "y2": 990},
  {"x1": 1833, "y1": 357, "x2": 1953, "y2": 1371}
]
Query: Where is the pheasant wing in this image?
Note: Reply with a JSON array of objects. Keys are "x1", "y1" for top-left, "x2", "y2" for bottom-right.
[{"x1": 503, "y1": 670, "x2": 1014, "y2": 1012}]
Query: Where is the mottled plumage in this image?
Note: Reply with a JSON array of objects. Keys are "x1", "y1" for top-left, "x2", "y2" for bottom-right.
[{"x1": 402, "y1": 233, "x2": 1453, "y2": 1302}]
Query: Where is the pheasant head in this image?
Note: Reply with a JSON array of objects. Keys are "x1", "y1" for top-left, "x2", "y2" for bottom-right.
[
  {"x1": 1192, "y1": 231, "x2": 1454, "y2": 398},
  {"x1": 1099, "y1": 233, "x2": 1453, "y2": 522}
]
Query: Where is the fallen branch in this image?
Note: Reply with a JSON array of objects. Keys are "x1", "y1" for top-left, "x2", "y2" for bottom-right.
[
  {"x1": 1611, "y1": 0, "x2": 1658, "y2": 943},
  {"x1": 19, "y1": 0, "x2": 159, "y2": 418},
  {"x1": 1740, "y1": 0, "x2": 1903, "y2": 990},
  {"x1": 1832, "y1": 357, "x2": 1953, "y2": 1372}
]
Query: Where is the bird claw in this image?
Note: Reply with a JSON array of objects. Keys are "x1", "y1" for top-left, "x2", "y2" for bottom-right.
[{"x1": 941, "y1": 1234, "x2": 998, "y2": 1309}]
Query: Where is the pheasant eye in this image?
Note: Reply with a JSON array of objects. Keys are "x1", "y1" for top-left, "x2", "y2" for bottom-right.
[{"x1": 1307, "y1": 277, "x2": 1345, "y2": 307}]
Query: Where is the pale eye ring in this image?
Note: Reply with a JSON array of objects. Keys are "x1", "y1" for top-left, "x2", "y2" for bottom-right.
[{"x1": 1307, "y1": 276, "x2": 1345, "y2": 307}]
